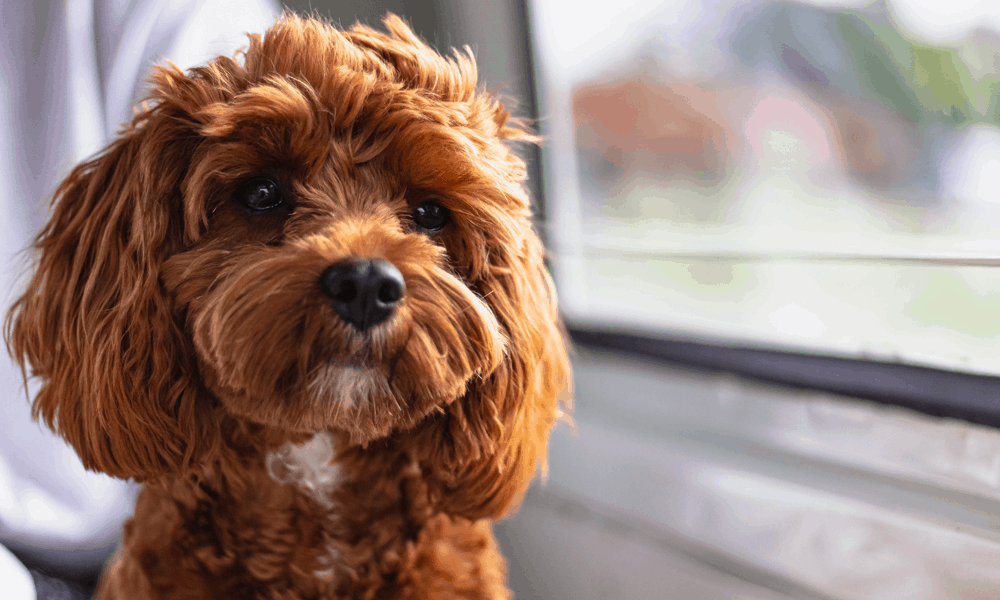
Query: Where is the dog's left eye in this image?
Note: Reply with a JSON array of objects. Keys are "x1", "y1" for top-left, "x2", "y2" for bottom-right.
[
  {"x1": 235, "y1": 176, "x2": 286, "y2": 213},
  {"x1": 412, "y1": 201, "x2": 451, "y2": 231}
]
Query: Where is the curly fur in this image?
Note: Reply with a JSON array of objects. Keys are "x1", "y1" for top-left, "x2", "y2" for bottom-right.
[{"x1": 6, "y1": 13, "x2": 571, "y2": 599}]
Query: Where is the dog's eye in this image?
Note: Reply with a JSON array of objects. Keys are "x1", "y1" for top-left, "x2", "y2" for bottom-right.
[
  {"x1": 412, "y1": 201, "x2": 451, "y2": 231},
  {"x1": 235, "y1": 176, "x2": 286, "y2": 213}
]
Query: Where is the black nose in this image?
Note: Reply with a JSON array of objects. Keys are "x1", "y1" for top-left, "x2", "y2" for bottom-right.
[{"x1": 320, "y1": 259, "x2": 406, "y2": 332}]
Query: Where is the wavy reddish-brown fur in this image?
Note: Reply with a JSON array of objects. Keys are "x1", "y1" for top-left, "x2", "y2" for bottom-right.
[{"x1": 5, "y1": 12, "x2": 570, "y2": 600}]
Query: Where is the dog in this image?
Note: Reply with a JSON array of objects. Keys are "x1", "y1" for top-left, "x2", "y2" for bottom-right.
[{"x1": 6, "y1": 13, "x2": 571, "y2": 599}]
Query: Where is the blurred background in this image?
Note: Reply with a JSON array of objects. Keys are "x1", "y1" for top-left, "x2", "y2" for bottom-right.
[{"x1": 7, "y1": 0, "x2": 1000, "y2": 598}]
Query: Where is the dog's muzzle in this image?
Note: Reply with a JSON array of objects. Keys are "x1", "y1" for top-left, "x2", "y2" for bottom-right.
[{"x1": 320, "y1": 259, "x2": 406, "y2": 332}]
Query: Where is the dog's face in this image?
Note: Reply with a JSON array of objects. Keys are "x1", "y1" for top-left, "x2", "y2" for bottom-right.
[
  {"x1": 7, "y1": 14, "x2": 569, "y2": 517},
  {"x1": 160, "y1": 20, "x2": 521, "y2": 442}
]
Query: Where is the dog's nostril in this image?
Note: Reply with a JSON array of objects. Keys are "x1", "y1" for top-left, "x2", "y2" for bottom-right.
[
  {"x1": 320, "y1": 259, "x2": 406, "y2": 332},
  {"x1": 377, "y1": 278, "x2": 403, "y2": 304},
  {"x1": 329, "y1": 280, "x2": 358, "y2": 303}
]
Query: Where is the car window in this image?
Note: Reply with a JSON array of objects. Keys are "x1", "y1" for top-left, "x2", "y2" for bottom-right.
[{"x1": 530, "y1": 0, "x2": 1000, "y2": 375}]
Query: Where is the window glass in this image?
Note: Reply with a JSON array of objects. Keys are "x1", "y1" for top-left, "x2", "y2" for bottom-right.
[{"x1": 530, "y1": 0, "x2": 1000, "y2": 375}]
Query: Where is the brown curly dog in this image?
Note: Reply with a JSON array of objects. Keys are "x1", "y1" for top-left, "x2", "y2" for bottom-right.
[{"x1": 6, "y1": 13, "x2": 570, "y2": 599}]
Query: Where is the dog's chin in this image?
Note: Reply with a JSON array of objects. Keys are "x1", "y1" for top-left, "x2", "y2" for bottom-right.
[{"x1": 210, "y1": 370, "x2": 462, "y2": 445}]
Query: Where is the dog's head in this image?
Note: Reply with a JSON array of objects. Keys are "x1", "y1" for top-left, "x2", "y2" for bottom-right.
[{"x1": 6, "y1": 14, "x2": 570, "y2": 519}]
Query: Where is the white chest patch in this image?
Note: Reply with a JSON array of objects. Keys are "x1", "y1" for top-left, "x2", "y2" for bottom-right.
[{"x1": 265, "y1": 429, "x2": 340, "y2": 507}]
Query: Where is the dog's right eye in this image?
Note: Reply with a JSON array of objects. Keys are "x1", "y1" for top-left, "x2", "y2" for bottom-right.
[
  {"x1": 412, "y1": 201, "x2": 451, "y2": 232},
  {"x1": 235, "y1": 176, "x2": 286, "y2": 213}
]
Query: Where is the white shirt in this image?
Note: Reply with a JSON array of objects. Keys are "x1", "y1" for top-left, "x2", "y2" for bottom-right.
[{"x1": 0, "y1": 1, "x2": 279, "y2": 595}]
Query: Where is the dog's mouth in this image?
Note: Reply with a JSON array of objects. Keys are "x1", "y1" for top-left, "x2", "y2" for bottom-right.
[{"x1": 305, "y1": 330, "x2": 407, "y2": 407}]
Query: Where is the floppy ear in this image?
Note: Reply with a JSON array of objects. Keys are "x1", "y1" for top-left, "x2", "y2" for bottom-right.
[
  {"x1": 4, "y1": 92, "x2": 220, "y2": 481},
  {"x1": 418, "y1": 231, "x2": 572, "y2": 521}
]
